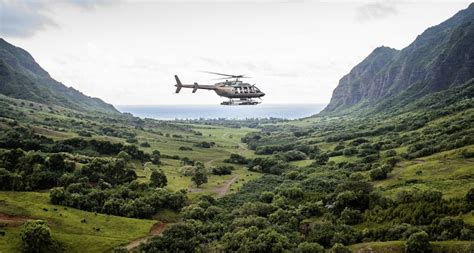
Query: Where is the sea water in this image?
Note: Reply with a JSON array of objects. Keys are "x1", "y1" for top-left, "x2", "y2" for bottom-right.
[{"x1": 116, "y1": 104, "x2": 326, "y2": 120}]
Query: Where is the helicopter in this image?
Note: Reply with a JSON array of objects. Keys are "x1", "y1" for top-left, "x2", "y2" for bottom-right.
[{"x1": 174, "y1": 71, "x2": 265, "y2": 105}]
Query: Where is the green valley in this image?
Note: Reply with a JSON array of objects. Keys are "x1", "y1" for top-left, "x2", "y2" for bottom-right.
[{"x1": 1, "y1": 2, "x2": 474, "y2": 253}]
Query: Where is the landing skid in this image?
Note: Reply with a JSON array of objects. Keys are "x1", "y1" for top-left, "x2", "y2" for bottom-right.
[{"x1": 221, "y1": 98, "x2": 261, "y2": 106}]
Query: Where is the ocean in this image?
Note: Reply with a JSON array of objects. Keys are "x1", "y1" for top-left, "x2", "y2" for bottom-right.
[{"x1": 116, "y1": 104, "x2": 326, "y2": 120}]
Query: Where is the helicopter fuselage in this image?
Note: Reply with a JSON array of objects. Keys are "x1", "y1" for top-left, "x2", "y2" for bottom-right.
[
  {"x1": 174, "y1": 74, "x2": 265, "y2": 105},
  {"x1": 213, "y1": 81, "x2": 265, "y2": 99}
]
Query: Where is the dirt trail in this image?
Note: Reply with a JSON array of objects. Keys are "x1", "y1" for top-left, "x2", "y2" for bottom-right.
[
  {"x1": 124, "y1": 222, "x2": 168, "y2": 251},
  {"x1": 188, "y1": 175, "x2": 239, "y2": 197},
  {"x1": 0, "y1": 213, "x2": 33, "y2": 227},
  {"x1": 216, "y1": 175, "x2": 239, "y2": 197}
]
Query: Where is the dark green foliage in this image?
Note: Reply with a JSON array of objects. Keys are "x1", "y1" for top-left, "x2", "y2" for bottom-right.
[
  {"x1": 369, "y1": 167, "x2": 387, "y2": 181},
  {"x1": 222, "y1": 227, "x2": 291, "y2": 252},
  {"x1": 248, "y1": 157, "x2": 289, "y2": 175},
  {"x1": 179, "y1": 146, "x2": 193, "y2": 151},
  {"x1": 466, "y1": 188, "x2": 474, "y2": 203},
  {"x1": 297, "y1": 242, "x2": 325, "y2": 253},
  {"x1": 116, "y1": 151, "x2": 131, "y2": 161},
  {"x1": 192, "y1": 169, "x2": 208, "y2": 187},
  {"x1": 313, "y1": 153, "x2": 329, "y2": 166},
  {"x1": 340, "y1": 208, "x2": 362, "y2": 225},
  {"x1": 278, "y1": 150, "x2": 307, "y2": 161},
  {"x1": 20, "y1": 221, "x2": 61, "y2": 253},
  {"x1": 150, "y1": 169, "x2": 167, "y2": 188},
  {"x1": 50, "y1": 185, "x2": 187, "y2": 219},
  {"x1": 224, "y1": 153, "x2": 248, "y2": 164},
  {"x1": 405, "y1": 231, "x2": 432, "y2": 253},
  {"x1": 211, "y1": 165, "x2": 234, "y2": 175},
  {"x1": 193, "y1": 141, "x2": 215, "y2": 148},
  {"x1": 150, "y1": 150, "x2": 161, "y2": 165},
  {"x1": 259, "y1": 191, "x2": 274, "y2": 203},
  {"x1": 0, "y1": 150, "x2": 75, "y2": 190},
  {"x1": 80, "y1": 158, "x2": 137, "y2": 185},
  {"x1": 140, "y1": 142, "x2": 150, "y2": 147},
  {"x1": 329, "y1": 243, "x2": 351, "y2": 253},
  {"x1": 139, "y1": 224, "x2": 199, "y2": 253}
]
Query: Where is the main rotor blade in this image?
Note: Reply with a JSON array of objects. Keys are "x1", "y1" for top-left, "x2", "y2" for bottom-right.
[
  {"x1": 201, "y1": 71, "x2": 236, "y2": 77},
  {"x1": 201, "y1": 71, "x2": 250, "y2": 79}
]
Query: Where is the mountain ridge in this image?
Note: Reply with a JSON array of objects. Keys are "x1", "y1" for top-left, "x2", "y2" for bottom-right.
[
  {"x1": 322, "y1": 3, "x2": 474, "y2": 115},
  {"x1": 0, "y1": 38, "x2": 119, "y2": 114}
]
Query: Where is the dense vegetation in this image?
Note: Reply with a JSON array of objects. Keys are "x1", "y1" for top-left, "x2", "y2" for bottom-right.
[{"x1": 1, "y1": 4, "x2": 474, "y2": 253}]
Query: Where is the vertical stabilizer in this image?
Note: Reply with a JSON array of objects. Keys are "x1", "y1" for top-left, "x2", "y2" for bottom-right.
[{"x1": 174, "y1": 75, "x2": 182, "y2": 93}]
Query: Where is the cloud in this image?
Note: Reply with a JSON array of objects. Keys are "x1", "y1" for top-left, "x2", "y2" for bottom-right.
[
  {"x1": 0, "y1": 0, "x2": 114, "y2": 38},
  {"x1": 0, "y1": 1, "x2": 55, "y2": 38},
  {"x1": 356, "y1": 1, "x2": 399, "y2": 22}
]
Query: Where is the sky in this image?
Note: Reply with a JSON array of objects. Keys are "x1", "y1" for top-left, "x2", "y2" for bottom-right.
[{"x1": 0, "y1": 0, "x2": 472, "y2": 105}]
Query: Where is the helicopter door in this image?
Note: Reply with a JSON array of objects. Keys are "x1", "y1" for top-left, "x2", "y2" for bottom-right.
[{"x1": 243, "y1": 87, "x2": 248, "y2": 94}]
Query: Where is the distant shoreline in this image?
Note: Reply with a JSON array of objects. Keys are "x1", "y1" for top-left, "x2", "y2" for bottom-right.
[{"x1": 116, "y1": 104, "x2": 327, "y2": 120}]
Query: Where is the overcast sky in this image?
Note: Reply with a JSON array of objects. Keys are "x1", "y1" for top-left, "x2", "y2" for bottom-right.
[{"x1": 0, "y1": 0, "x2": 472, "y2": 105}]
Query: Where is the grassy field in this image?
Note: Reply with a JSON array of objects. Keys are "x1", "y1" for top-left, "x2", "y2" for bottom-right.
[
  {"x1": 0, "y1": 191, "x2": 156, "y2": 253},
  {"x1": 0, "y1": 99, "x2": 264, "y2": 252},
  {"x1": 374, "y1": 145, "x2": 474, "y2": 199},
  {"x1": 350, "y1": 240, "x2": 474, "y2": 253}
]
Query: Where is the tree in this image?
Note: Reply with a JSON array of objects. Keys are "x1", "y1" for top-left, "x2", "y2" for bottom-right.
[
  {"x1": 297, "y1": 242, "x2": 325, "y2": 253},
  {"x1": 150, "y1": 169, "x2": 167, "y2": 188},
  {"x1": 466, "y1": 188, "x2": 474, "y2": 203},
  {"x1": 369, "y1": 167, "x2": 387, "y2": 181},
  {"x1": 340, "y1": 208, "x2": 362, "y2": 225},
  {"x1": 405, "y1": 231, "x2": 432, "y2": 253},
  {"x1": 191, "y1": 170, "x2": 208, "y2": 188},
  {"x1": 260, "y1": 191, "x2": 274, "y2": 203},
  {"x1": 20, "y1": 221, "x2": 61, "y2": 253},
  {"x1": 211, "y1": 165, "x2": 233, "y2": 175},
  {"x1": 151, "y1": 150, "x2": 161, "y2": 165},
  {"x1": 47, "y1": 154, "x2": 66, "y2": 172},
  {"x1": 329, "y1": 243, "x2": 351, "y2": 253},
  {"x1": 224, "y1": 153, "x2": 248, "y2": 164},
  {"x1": 314, "y1": 154, "x2": 329, "y2": 166},
  {"x1": 116, "y1": 151, "x2": 131, "y2": 162},
  {"x1": 50, "y1": 187, "x2": 66, "y2": 204}
]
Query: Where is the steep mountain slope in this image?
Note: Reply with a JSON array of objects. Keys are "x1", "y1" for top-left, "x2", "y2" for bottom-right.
[
  {"x1": 0, "y1": 38, "x2": 119, "y2": 114},
  {"x1": 323, "y1": 3, "x2": 474, "y2": 115}
]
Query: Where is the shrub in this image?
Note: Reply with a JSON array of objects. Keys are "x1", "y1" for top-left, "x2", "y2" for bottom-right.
[
  {"x1": 117, "y1": 151, "x2": 131, "y2": 161},
  {"x1": 340, "y1": 208, "x2": 362, "y2": 225},
  {"x1": 192, "y1": 170, "x2": 208, "y2": 187},
  {"x1": 224, "y1": 153, "x2": 248, "y2": 164},
  {"x1": 20, "y1": 221, "x2": 61, "y2": 253},
  {"x1": 405, "y1": 231, "x2": 431, "y2": 253},
  {"x1": 150, "y1": 169, "x2": 167, "y2": 188},
  {"x1": 369, "y1": 168, "x2": 387, "y2": 181},
  {"x1": 260, "y1": 191, "x2": 274, "y2": 203},
  {"x1": 211, "y1": 166, "x2": 233, "y2": 175},
  {"x1": 466, "y1": 188, "x2": 474, "y2": 203},
  {"x1": 329, "y1": 243, "x2": 351, "y2": 253},
  {"x1": 297, "y1": 242, "x2": 324, "y2": 253},
  {"x1": 314, "y1": 154, "x2": 329, "y2": 165},
  {"x1": 140, "y1": 142, "x2": 151, "y2": 147}
]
